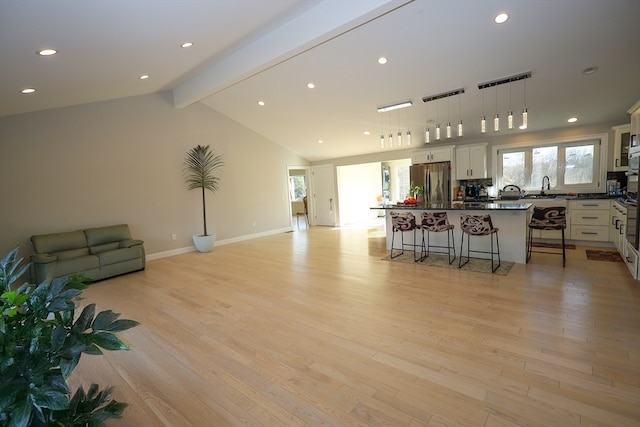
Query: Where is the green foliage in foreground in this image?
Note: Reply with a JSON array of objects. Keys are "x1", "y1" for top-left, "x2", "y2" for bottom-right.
[{"x1": 0, "y1": 247, "x2": 139, "y2": 427}]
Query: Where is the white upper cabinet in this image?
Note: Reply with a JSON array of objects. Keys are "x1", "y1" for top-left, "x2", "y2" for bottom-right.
[
  {"x1": 455, "y1": 143, "x2": 488, "y2": 180},
  {"x1": 411, "y1": 146, "x2": 454, "y2": 164},
  {"x1": 612, "y1": 124, "x2": 630, "y2": 171}
]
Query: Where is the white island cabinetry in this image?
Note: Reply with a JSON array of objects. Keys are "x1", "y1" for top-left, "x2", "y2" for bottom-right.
[{"x1": 382, "y1": 203, "x2": 532, "y2": 263}]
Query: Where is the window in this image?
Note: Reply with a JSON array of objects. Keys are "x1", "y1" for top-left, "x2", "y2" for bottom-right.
[
  {"x1": 289, "y1": 176, "x2": 306, "y2": 201},
  {"x1": 497, "y1": 138, "x2": 601, "y2": 192},
  {"x1": 397, "y1": 166, "x2": 410, "y2": 199}
]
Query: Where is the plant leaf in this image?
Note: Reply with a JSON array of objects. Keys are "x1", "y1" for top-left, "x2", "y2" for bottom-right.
[
  {"x1": 91, "y1": 310, "x2": 119, "y2": 331},
  {"x1": 7, "y1": 396, "x2": 32, "y2": 427},
  {"x1": 105, "y1": 319, "x2": 139, "y2": 332},
  {"x1": 91, "y1": 332, "x2": 130, "y2": 351},
  {"x1": 32, "y1": 387, "x2": 69, "y2": 410},
  {"x1": 72, "y1": 304, "x2": 95, "y2": 333},
  {"x1": 50, "y1": 325, "x2": 67, "y2": 352},
  {"x1": 60, "y1": 353, "x2": 81, "y2": 379}
]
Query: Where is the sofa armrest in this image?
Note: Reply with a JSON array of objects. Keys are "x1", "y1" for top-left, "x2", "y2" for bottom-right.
[
  {"x1": 31, "y1": 253, "x2": 57, "y2": 264},
  {"x1": 119, "y1": 239, "x2": 144, "y2": 249}
]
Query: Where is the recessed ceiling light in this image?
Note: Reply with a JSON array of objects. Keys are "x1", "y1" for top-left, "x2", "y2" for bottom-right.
[
  {"x1": 307, "y1": 82, "x2": 315, "y2": 89},
  {"x1": 317, "y1": 140, "x2": 324, "y2": 144},
  {"x1": 377, "y1": 57, "x2": 388, "y2": 65},
  {"x1": 257, "y1": 100, "x2": 265, "y2": 106},
  {"x1": 582, "y1": 66, "x2": 598, "y2": 75},
  {"x1": 20, "y1": 88, "x2": 36, "y2": 94},
  {"x1": 181, "y1": 42, "x2": 194, "y2": 48},
  {"x1": 37, "y1": 48, "x2": 57, "y2": 56},
  {"x1": 495, "y1": 13, "x2": 509, "y2": 24},
  {"x1": 568, "y1": 117, "x2": 578, "y2": 123},
  {"x1": 139, "y1": 75, "x2": 149, "y2": 80},
  {"x1": 363, "y1": 131, "x2": 370, "y2": 136}
]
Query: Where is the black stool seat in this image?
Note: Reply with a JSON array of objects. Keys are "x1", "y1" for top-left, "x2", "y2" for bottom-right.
[
  {"x1": 420, "y1": 212, "x2": 456, "y2": 264},
  {"x1": 459, "y1": 214, "x2": 501, "y2": 273},
  {"x1": 527, "y1": 206, "x2": 567, "y2": 267}
]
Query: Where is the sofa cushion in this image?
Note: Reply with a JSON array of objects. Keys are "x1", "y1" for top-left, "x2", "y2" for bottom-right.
[
  {"x1": 57, "y1": 247, "x2": 90, "y2": 260},
  {"x1": 96, "y1": 247, "x2": 142, "y2": 266},
  {"x1": 90, "y1": 242, "x2": 120, "y2": 255},
  {"x1": 85, "y1": 224, "x2": 132, "y2": 246},
  {"x1": 119, "y1": 239, "x2": 143, "y2": 248},
  {"x1": 55, "y1": 255, "x2": 100, "y2": 277},
  {"x1": 31, "y1": 230, "x2": 87, "y2": 254}
]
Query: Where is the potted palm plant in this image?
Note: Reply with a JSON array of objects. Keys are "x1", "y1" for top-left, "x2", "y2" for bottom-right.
[{"x1": 184, "y1": 145, "x2": 224, "y2": 252}]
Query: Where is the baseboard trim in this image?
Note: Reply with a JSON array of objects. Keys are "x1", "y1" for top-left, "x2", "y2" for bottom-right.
[{"x1": 146, "y1": 227, "x2": 293, "y2": 261}]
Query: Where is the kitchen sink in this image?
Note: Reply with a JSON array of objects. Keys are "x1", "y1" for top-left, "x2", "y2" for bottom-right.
[{"x1": 523, "y1": 194, "x2": 556, "y2": 199}]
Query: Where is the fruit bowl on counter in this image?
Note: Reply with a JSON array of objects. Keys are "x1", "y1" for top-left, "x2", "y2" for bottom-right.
[{"x1": 398, "y1": 197, "x2": 418, "y2": 205}]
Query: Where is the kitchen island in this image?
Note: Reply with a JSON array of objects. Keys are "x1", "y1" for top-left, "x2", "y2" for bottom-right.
[{"x1": 377, "y1": 202, "x2": 533, "y2": 263}]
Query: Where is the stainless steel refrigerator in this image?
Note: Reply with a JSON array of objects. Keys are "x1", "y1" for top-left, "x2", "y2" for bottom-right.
[{"x1": 409, "y1": 162, "x2": 452, "y2": 205}]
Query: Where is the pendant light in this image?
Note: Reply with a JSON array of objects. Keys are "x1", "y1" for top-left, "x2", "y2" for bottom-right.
[
  {"x1": 424, "y1": 101, "x2": 431, "y2": 143},
  {"x1": 457, "y1": 94, "x2": 463, "y2": 137},
  {"x1": 445, "y1": 97, "x2": 452, "y2": 138},
  {"x1": 421, "y1": 88, "x2": 464, "y2": 141},
  {"x1": 493, "y1": 86, "x2": 500, "y2": 132},
  {"x1": 478, "y1": 71, "x2": 532, "y2": 133},
  {"x1": 507, "y1": 81, "x2": 514, "y2": 130},
  {"x1": 480, "y1": 89, "x2": 486, "y2": 133},
  {"x1": 521, "y1": 79, "x2": 528, "y2": 129},
  {"x1": 397, "y1": 130, "x2": 402, "y2": 146},
  {"x1": 405, "y1": 108, "x2": 412, "y2": 145},
  {"x1": 388, "y1": 132, "x2": 393, "y2": 148},
  {"x1": 435, "y1": 99, "x2": 441, "y2": 140}
]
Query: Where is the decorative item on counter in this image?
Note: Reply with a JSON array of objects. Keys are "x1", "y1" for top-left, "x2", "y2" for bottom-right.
[{"x1": 501, "y1": 184, "x2": 521, "y2": 200}]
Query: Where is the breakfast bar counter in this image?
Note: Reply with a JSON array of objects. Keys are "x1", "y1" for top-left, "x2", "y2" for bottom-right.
[{"x1": 376, "y1": 202, "x2": 533, "y2": 263}]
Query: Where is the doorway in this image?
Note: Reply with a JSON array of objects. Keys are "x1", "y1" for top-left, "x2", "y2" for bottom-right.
[
  {"x1": 335, "y1": 158, "x2": 411, "y2": 227},
  {"x1": 287, "y1": 166, "x2": 310, "y2": 229}
]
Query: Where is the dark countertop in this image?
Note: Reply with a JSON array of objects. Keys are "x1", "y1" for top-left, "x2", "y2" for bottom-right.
[{"x1": 374, "y1": 202, "x2": 533, "y2": 211}]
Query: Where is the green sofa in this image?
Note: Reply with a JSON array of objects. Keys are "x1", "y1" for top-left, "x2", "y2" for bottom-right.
[{"x1": 30, "y1": 224, "x2": 145, "y2": 283}]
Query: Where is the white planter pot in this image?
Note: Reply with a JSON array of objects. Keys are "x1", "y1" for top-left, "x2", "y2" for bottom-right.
[{"x1": 192, "y1": 234, "x2": 216, "y2": 252}]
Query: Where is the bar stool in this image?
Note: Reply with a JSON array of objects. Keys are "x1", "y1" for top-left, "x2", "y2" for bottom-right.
[
  {"x1": 390, "y1": 212, "x2": 422, "y2": 262},
  {"x1": 296, "y1": 196, "x2": 309, "y2": 229},
  {"x1": 527, "y1": 206, "x2": 567, "y2": 267},
  {"x1": 459, "y1": 214, "x2": 501, "y2": 273},
  {"x1": 420, "y1": 212, "x2": 456, "y2": 264}
]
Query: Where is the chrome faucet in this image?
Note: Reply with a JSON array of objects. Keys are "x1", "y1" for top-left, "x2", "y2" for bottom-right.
[{"x1": 541, "y1": 175, "x2": 550, "y2": 195}]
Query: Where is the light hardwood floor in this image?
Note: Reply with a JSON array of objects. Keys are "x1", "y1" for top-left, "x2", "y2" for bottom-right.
[{"x1": 69, "y1": 224, "x2": 640, "y2": 426}]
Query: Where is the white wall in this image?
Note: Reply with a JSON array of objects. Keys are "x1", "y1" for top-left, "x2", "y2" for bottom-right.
[{"x1": 0, "y1": 92, "x2": 308, "y2": 259}]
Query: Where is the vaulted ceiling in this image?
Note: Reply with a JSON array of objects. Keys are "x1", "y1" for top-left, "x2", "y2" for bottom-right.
[{"x1": 2, "y1": 0, "x2": 639, "y2": 161}]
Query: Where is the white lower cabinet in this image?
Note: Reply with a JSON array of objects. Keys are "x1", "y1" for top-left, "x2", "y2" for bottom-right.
[
  {"x1": 624, "y1": 242, "x2": 639, "y2": 279},
  {"x1": 569, "y1": 200, "x2": 610, "y2": 242},
  {"x1": 611, "y1": 201, "x2": 626, "y2": 254}
]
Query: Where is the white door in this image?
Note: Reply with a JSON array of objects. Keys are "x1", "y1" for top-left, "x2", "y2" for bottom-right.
[{"x1": 311, "y1": 164, "x2": 337, "y2": 226}]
